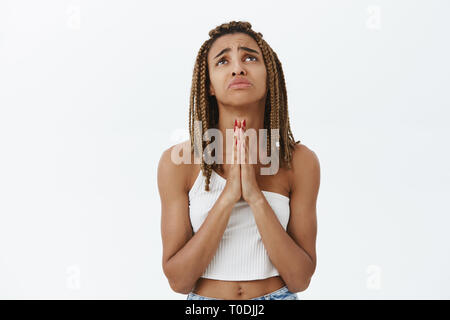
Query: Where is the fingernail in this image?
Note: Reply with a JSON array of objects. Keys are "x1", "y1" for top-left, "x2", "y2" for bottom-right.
[{"x1": 242, "y1": 119, "x2": 246, "y2": 129}]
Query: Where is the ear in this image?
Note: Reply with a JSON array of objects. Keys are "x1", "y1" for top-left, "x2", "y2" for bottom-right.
[{"x1": 209, "y1": 83, "x2": 215, "y2": 96}]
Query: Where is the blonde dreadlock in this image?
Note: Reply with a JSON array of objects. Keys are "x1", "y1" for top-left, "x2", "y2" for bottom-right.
[{"x1": 189, "y1": 21, "x2": 300, "y2": 192}]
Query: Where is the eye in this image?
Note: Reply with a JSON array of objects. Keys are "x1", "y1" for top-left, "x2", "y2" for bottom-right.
[
  {"x1": 217, "y1": 58, "x2": 227, "y2": 66},
  {"x1": 216, "y1": 55, "x2": 258, "y2": 66}
]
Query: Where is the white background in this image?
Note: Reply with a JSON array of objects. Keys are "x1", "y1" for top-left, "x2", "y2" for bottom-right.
[{"x1": 1, "y1": 0, "x2": 449, "y2": 299}]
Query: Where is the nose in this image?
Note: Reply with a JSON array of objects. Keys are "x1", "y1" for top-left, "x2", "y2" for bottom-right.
[
  {"x1": 232, "y1": 70, "x2": 246, "y2": 76},
  {"x1": 231, "y1": 58, "x2": 246, "y2": 77}
]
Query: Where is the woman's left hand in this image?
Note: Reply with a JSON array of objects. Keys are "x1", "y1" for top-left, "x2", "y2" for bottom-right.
[{"x1": 238, "y1": 120, "x2": 264, "y2": 205}]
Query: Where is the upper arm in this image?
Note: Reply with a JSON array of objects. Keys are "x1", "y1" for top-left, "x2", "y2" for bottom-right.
[
  {"x1": 157, "y1": 145, "x2": 193, "y2": 275},
  {"x1": 287, "y1": 144, "x2": 320, "y2": 272}
]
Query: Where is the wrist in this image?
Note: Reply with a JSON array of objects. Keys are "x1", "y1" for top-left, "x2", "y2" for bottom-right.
[
  {"x1": 247, "y1": 191, "x2": 265, "y2": 207},
  {"x1": 219, "y1": 191, "x2": 239, "y2": 208}
]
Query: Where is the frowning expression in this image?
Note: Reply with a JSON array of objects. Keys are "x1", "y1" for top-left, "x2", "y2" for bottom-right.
[{"x1": 207, "y1": 32, "x2": 267, "y2": 106}]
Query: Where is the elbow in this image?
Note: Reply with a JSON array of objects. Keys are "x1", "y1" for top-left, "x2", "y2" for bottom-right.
[
  {"x1": 163, "y1": 261, "x2": 195, "y2": 294},
  {"x1": 168, "y1": 279, "x2": 194, "y2": 295},
  {"x1": 287, "y1": 276, "x2": 312, "y2": 293},
  {"x1": 285, "y1": 265, "x2": 315, "y2": 293},
  {"x1": 297, "y1": 276, "x2": 313, "y2": 293},
  {"x1": 287, "y1": 259, "x2": 316, "y2": 293}
]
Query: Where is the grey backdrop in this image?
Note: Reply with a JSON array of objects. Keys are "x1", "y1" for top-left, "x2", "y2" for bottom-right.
[{"x1": 0, "y1": 0, "x2": 449, "y2": 299}]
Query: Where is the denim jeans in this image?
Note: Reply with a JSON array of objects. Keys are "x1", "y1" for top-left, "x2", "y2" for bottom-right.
[{"x1": 187, "y1": 285, "x2": 298, "y2": 300}]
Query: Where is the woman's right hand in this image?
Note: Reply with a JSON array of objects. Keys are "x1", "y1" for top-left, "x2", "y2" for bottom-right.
[{"x1": 223, "y1": 119, "x2": 242, "y2": 204}]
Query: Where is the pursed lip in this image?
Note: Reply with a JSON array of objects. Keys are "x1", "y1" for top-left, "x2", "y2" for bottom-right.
[{"x1": 228, "y1": 77, "x2": 252, "y2": 88}]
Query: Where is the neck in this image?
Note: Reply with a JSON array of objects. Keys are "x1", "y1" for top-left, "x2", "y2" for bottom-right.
[{"x1": 216, "y1": 99, "x2": 266, "y2": 164}]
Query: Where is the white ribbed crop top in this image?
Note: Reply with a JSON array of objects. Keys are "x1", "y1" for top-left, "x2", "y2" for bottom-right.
[{"x1": 188, "y1": 169, "x2": 291, "y2": 281}]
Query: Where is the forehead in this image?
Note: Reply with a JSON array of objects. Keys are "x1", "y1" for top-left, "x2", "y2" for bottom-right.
[{"x1": 208, "y1": 33, "x2": 259, "y2": 60}]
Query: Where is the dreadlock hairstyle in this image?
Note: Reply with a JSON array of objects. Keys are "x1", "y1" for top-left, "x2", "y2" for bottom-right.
[{"x1": 189, "y1": 21, "x2": 300, "y2": 191}]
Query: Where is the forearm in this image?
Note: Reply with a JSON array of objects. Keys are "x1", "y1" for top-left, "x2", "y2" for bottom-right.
[
  {"x1": 249, "y1": 195, "x2": 315, "y2": 292},
  {"x1": 165, "y1": 192, "x2": 236, "y2": 293}
]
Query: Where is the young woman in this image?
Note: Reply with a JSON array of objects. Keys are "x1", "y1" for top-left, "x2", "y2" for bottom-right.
[{"x1": 158, "y1": 21, "x2": 320, "y2": 300}]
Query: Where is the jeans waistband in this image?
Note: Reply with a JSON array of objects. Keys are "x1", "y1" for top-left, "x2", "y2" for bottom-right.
[
  {"x1": 250, "y1": 285, "x2": 289, "y2": 299},
  {"x1": 188, "y1": 285, "x2": 289, "y2": 300}
]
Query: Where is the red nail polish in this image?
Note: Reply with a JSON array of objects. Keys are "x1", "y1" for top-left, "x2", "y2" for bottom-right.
[
  {"x1": 235, "y1": 119, "x2": 237, "y2": 127},
  {"x1": 243, "y1": 119, "x2": 246, "y2": 128}
]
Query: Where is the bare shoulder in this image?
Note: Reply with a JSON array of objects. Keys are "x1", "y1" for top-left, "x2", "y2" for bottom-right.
[
  {"x1": 289, "y1": 143, "x2": 321, "y2": 192},
  {"x1": 291, "y1": 143, "x2": 320, "y2": 169},
  {"x1": 157, "y1": 139, "x2": 193, "y2": 194}
]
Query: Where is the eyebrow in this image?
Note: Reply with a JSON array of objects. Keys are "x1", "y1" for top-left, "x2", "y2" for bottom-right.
[{"x1": 213, "y1": 46, "x2": 260, "y2": 60}]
